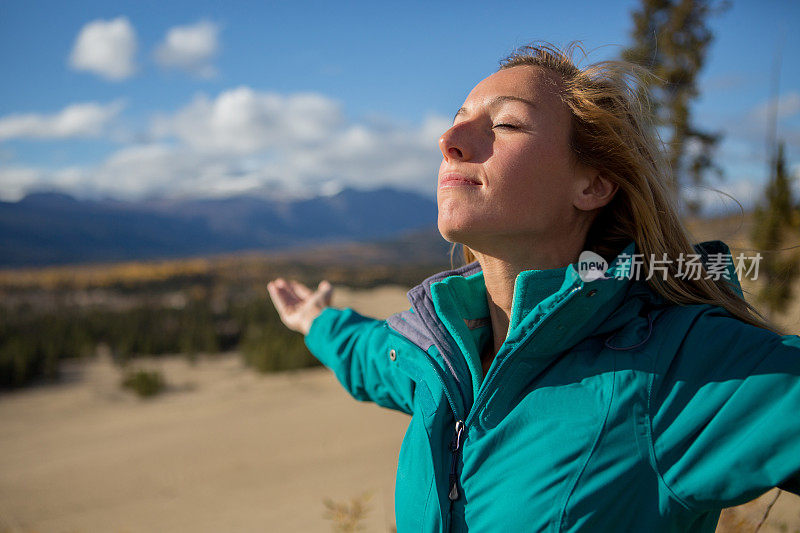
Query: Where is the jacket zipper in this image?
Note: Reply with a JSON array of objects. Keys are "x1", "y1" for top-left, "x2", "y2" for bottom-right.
[
  {"x1": 464, "y1": 285, "x2": 583, "y2": 429},
  {"x1": 448, "y1": 419, "x2": 466, "y2": 501},
  {"x1": 447, "y1": 287, "x2": 582, "y2": 507},
  {"x1": 388, "y1": 284, "x2": 583, "y2": 521}
]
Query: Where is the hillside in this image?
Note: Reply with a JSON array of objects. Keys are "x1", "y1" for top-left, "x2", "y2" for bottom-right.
[{"x1": 0, "y1": 188, "x2": 439, "y2": 267}]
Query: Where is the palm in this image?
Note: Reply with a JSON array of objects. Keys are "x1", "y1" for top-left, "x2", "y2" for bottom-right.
[{"x1": 267, "y1": 278, "x2": 333, "y2": 335}]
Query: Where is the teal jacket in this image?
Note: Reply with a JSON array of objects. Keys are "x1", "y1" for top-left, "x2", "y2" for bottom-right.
[{"x1": 304, "y1": 240, "x2": 800, "y2": 532}]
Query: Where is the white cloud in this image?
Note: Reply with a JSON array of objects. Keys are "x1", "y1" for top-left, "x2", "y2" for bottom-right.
[
  {"x1": 154, "y1": 20, "x2": 219, "y2": 78},
  {"x1": 151, "y1": 87, "x2": 345, "y2": 154},
  {"x1": 682, "y1": 178, "x2": 763, "y2": 216},
  {"x1": 92, "y1": 144, "x2": 219, "y2": 198},
  {"x1": 750, "y1": 91, "x2": 800, "y2": 123},
  {"x1": 701, "y1": 91, "x2": 800, "y2": 188},
  {"x1": 69, "y1": 17, "x2": 137, "y2": 81},
  {"x1": 2, "y1": 88, "x2": 451, "y2": 202},
  {"x1": 0, "y1": 167, "x2": 44, "y2": 202},
  {"x1": 281, "y1": 113, "x2": 447, "y2": 193},
  {"x1": 0, "y1": 101, "x2": 125, "y2": 141},
  {"x1": 790, "y1": 164, "x2": 800, "y2": 201}
]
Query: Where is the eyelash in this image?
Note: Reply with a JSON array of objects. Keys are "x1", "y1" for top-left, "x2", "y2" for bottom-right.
[{"x1": 492, "y1": 123, "x2": 518, "y2": 129}]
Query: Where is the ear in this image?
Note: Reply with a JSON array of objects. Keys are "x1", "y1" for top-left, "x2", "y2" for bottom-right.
[{"x1": 573, "y1": 167, "x2": 618, "y2": 212}]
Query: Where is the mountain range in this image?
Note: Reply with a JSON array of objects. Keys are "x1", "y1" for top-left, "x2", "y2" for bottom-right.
[{"x1": 0, "y1": 187, "x2": 443, "y2": 268}]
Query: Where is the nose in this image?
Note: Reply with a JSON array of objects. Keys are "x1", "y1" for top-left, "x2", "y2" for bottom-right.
[{"x1": 439, "y1": 123, "x2": 472, "y2": 162}]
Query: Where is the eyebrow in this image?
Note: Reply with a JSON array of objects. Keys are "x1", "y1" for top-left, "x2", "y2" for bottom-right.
[{"x1": 453, "y1": 95, "x2": 537, "y2": 123}]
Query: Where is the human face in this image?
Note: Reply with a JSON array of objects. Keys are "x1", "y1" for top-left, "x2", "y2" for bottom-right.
[{"x1": 437, "y1": 65, "x2": 590, "y2": 254}]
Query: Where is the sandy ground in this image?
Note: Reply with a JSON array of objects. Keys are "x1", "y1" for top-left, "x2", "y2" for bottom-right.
[
  {"x1": 1, "y1": 283, "x2": 799, "y2": 532},
  {"x1": 0, "y1": 286, "x2": 413, "y2": 533},
  {"x1": 0, "y1": 355, "x2": 410, "y2": 533}
]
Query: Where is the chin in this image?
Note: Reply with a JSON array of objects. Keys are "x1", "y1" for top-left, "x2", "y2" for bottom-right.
[
  {"x1": 437, "y1": 228, "x2": 458, "y2": 244},
  {"x1": 438, "y1": 202, "x2": 474, "y2": 236},
  {"x1": 437, "y1": 216, "x2": 475, "y2": 246}
]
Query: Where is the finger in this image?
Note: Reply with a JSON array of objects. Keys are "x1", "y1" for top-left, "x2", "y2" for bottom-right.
[
  {"x1": 270, "y1": 280, "x2": 300, "y2": 311},
  {"x1": 274, "y1": 278, "x2": 299, "y2": 301},
  {"x1": 318, "y1": 280, "x2": 332, "y2": 297},
  {"x1": 311, "y1": 280, "x2": 334, "y2": 306},
  {"x1": 267, "y1": 282, "x2": 291, "y2": 315},
  {"x1": 320, "y1": 280, "x2": 333, "y2": 306},
  {"x1": 271, "y1": 278, "x2": 290, "y2": 300},
  {"x1": 280, "y1": 278, "x2": 305, "y2": 302}
]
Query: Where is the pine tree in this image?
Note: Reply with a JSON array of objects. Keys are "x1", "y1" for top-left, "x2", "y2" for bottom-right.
[
  {"x1": 622, "y1": 0, "x2": 729, "y2": 213},
  {"x1": 750, "y1": 141, "x2": 800, "y2": 315}
]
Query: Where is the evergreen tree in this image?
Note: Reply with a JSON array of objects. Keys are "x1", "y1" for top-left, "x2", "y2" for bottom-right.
[
  {"x1": 622, "y1": 0, "x2": 729, "y2": 213},
  {"x1": 750, "y1": 141, "x2": 800, "y2": 315}
]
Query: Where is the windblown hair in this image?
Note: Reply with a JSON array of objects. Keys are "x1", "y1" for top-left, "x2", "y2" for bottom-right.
[{"x1": 456, "y1": 41, "x2": 779, "y2": 334}]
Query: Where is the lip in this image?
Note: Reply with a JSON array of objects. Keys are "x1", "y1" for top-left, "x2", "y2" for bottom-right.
[{"x1": 439, "y1": 172, "x2": 482, "y2": 188}]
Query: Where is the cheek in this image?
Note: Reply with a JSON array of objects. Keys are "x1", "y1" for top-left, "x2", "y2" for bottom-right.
[{"x1": 498, "y1": 142, "x2": 574, "y2": 200}]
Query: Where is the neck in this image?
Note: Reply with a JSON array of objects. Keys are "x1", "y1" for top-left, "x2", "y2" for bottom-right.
[{"x1": 471, "y1": 240, "x2": 584, "y2": 356}]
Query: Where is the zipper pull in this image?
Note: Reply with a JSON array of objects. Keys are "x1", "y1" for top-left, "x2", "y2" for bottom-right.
[{"x1": 448, "y1": 419, "x2": 465, "y2": 501}]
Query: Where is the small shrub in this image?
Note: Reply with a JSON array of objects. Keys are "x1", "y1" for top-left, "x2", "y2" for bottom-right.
[
  {"x1": 120, "y1": 368, "x2": 165, "y2": 398},
  {"x1": 240, "y1": 323, "x2": 320, "y2": 373},
  {"x1": 322, "y1": 491, "x2": 372, "y2": 532}
]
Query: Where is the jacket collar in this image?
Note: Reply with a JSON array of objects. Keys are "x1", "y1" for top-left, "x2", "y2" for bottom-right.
[
  {"x1": 500, "y1": 238, "x2": 744, "y2": 356},
  {"x1": 387, "y1": 239, "x2": 742, "y2": 402},
  {"x1": 505, "y1": 240, "x2": 637, "y2": 349}
]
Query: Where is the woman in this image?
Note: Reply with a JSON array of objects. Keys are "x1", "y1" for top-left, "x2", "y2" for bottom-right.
[{"x1": 267, "y1": 42, "x2": 800, "y2": 532}]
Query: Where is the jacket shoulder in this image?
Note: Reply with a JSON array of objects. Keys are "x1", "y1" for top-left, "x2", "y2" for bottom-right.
[{"x1": 646, "y1": 304, "x2": 800, "y2": 510}]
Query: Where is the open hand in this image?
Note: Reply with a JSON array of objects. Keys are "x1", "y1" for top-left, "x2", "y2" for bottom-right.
[{"x1": 267, "y1": 278, "x2": 334, "y2": 335}]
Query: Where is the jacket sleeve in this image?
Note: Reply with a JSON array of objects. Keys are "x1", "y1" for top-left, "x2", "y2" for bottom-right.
[
  {"x1": 649, "y1": 305, "x2": 800, "y2": 512},
  {"x1": 304, "y1": 306, "x2": 416, "y2": 415}
]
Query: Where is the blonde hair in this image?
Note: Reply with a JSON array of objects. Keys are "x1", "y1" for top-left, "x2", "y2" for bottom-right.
[{"x1": 455, "y1": 41, "x2": 780, "y2": 334}]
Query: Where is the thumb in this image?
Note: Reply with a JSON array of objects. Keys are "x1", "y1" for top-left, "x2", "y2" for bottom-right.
[{"x1": 314, "y1": 280, "x2": 333, "y2": 306}]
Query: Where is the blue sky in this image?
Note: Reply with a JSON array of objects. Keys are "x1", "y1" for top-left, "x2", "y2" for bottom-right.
[{"x1": 0, "y1": 0, "x2": 798, "y2": 213}]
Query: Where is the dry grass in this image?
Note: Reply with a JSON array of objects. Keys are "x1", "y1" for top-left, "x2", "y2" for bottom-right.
[{"x1": 322, "y1": 491, "x2": 373, "y2": 532}]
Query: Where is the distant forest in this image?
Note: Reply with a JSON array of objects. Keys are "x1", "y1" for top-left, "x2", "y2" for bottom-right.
[{"x1": 0, "y1": 253, "x2": 447, "y2": 390}]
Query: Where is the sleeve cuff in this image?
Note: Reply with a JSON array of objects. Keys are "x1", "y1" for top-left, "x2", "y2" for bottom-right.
[{"x1": 304, "y1": 306, "x2": 344, "y2": 357}]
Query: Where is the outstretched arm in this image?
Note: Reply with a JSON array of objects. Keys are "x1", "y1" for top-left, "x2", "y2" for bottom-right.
[{"x1": 267, "y1": 278, "x2": 416, "y2": 414}]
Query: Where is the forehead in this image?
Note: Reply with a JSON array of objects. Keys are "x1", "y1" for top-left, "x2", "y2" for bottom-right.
[
  {"x1": 465, "y1": 65, "x2": 563, "y2": 106},
  {"x1": 470, "y1": 65, "x2": 558, "y2": 99}
]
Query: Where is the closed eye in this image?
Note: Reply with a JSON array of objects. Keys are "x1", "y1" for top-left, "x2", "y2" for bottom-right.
[{"x1": 492, "y1": 123, "x2": 518, "y2": 129}]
